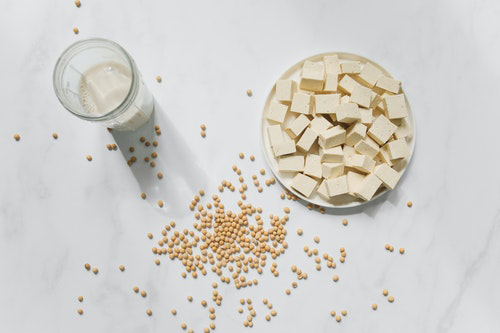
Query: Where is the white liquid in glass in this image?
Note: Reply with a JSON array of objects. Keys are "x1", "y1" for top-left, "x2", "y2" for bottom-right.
[{"x1": 79, "y1": 61, "x2": 153, "y2": 130}]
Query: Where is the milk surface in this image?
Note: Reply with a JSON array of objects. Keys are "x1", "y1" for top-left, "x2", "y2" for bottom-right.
[{"x1": 80, "y1": 61, "x2": 132, "y2": 116}]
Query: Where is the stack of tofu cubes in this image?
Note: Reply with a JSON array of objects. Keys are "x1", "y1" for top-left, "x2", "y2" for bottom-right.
[{"x1": 267, "y1": 55, "x2": 412, "y2": 202}]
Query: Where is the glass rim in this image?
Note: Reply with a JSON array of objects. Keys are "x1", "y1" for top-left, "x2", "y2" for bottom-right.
[{"x1": 52, "y1": 38, "x2": 138, "y2": 122}]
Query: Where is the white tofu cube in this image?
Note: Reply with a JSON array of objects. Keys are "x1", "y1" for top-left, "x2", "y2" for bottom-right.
[
  {"x1": 394, "y1": 117, "x2": 411, "y2": 139},
  {"x1": 357, "y1": 62, "x2": 382, "y2": 87},
  {"x1": 310, "y1": 115, "x2": 332, "y2": 133},
  {"x1": 350, "y1": 85, "x2": 372, "y2": 108},
  {"x1": 370, "y1": 92, "x2": 382, "y2": 108},
  {"x1": 374, "y1": 163, "x2": 401, "y2": 190},
  {"x1": 304, "y1": 154, "x2": 322, "y2": 179},
  {"x1": 317, "y1": 180, "x2": 330, "y2": 199},
  {"x1": 268, "y1": 124, "x2": 283, "y2": 147},
  {"x1": 320, "y1": 146, "x2": 343, "y2": 163},
  {"x1": 273, "y1": 136, "x2": 296, "y2": 156},
  {"x1": 326, "y1": 175, "x2": 349, "y2": 197},
  {"x1": 378, "y1": 144, "x2": 393, "y2": 167},
  {"x1": 338, "y1": 75, "x2": 360, "y2": 95},
  {"x1": 300, "y1": 60, "x2": 325, "y2": 92},
  {"x1": 340, "y1": 95, "x2": 350, "y2": 104},
  {"x1": 383, "y1": 94, "x2": 408, "y2": 119},
  {"x1": 267, "y1": 101, "x2": 288, "y2": 123},
  {"x1": 336, "y1": 103, "x2": 361, "y2": 124},
  {"x1": 345, "y1": 154, "x2": 375, "y2": 174},
  {"x1": 355, "y1": 173, "x2": 382, "y2": 201},
  {"x1": 322, "y1": 162, "x2": 344, "y2": 179},
  {"x1": 296, "y1": 127, "x2": 318, "y2": 152},
  {"x1": 290, "y1": 92, "x2": 312, "y2": 114},
  {"x1": 346, "y1": 122, "x2": 367, "y2": 147},
  {"x1": 291, "y1": 173, "x2": 318, "y2": 197},
  {"x1": 354, "y1": 136, "x2": 380, "y2": 159},
  {"x1": 276, "y1": 80, "x2": 296, "y2": 103},
  {"x1": 318, "y1": 125, "x2": 346, "y2": 148},
  {"x1": 376, "y1": 75, "x2": 401, "y2": 94},
  {"x1": 323, "y1": 55, "x2": 341, "y2": 92},
  {"x1": 340, "y1": 61, "x2": 361, "y2": 74},
  {"x1": 324, "y1": 73, "x2": 338, "y2": 92},
  {"x1": 387, "y1": 138, "x2": 409, "y2": 160},
  {"x1": 347, "y1": 171, "x2": 365, "y2": 197},
  {"x1": 359, "y1": 108, "x2": 373, "y2": 125},
  {"x1": 367, "y1": 115, "x2": 398, "y2": 145},
  {"x1": 343, "y1": 145, "x2": 356, "y2": 163},
  {"x1": 286, "y1": 114, "x2": 310, "y2": 139},
  {"x1": 376, "y1": 92, "x2": 392, "y2": 111},
  {"x1": 278, "y1": 155, "x2": 304, "y2": 172},
  {"x1": 314, "y1": 94, "x2": 340, "y2": 114},
  {"x1": 324, "y1": 55, "x2": 340, "y2": 73}
]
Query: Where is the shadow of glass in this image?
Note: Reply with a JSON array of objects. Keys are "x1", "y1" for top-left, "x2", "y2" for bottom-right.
[{"x1": 110, "y1": 100, "x2": 209, "y2": 216}]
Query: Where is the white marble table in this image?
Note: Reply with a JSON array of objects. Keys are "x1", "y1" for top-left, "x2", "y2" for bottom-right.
[{"x1": 1, "y1": 0, "x2": 499, "y2": 332}]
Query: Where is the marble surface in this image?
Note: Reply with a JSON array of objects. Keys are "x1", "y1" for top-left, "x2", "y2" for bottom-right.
[{"x1": 1, "y1": 0, "x2": 500, "y2": 332}]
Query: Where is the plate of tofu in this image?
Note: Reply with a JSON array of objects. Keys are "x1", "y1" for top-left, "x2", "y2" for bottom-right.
[{"x1": 261, "y1": 52, "x2": 415, "y2": 208}]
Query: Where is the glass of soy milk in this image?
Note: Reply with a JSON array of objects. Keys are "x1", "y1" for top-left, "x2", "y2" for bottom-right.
[{"x1": 53, "y1": 38, "x2": 154, "y2": 131}]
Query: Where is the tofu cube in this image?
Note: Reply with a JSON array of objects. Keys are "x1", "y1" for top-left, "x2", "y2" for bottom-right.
[
  {"x1": 317, "y1": 180, "x2": 330, "y2": 199},
  {"x1": 314, "y1": 94, "x2": 340, "y2": 114},
  {"x1": 267, "y1": 101, "x2": 288, "y2": 123},
  {"x1": 322, "y1": 162, "x2": 344, "y2": 179},
  {"x1": 324, "y1": 55, "x2": 340, "y2": 73},
  {"x1": 367, "y1": 115, "x2": 397, "y2": 145},
  {"x1": 320, "y1": 146, "x2": 343, "y2": 163},
  {"x1": 304, "y1": 154, "x2": 322, "y2": 178},
  {"x1": 336, "y1": 103, "x2": 361, "y2": 124},
  {"x1": 340, "y1": 61, "x2": 361, "y2": 74},
  {"x1": 268, "y1": 124, "x2": 283, "y2": 147},
  {"x1": 394, "y1": 117, "x2": 412, "y2": 139},
  {"x1": 310, "y1": 115, "x2": 332, "y2": 133},
  {"x1": 357, "y1": 62, "x2": 382, "y2": 87},
  {"x1": 318, "y1": 125, "x2": 346, "y2": 148},
  {"x1": 324, "y1": 73, "x2": 338, "y2": 92},
  {"x1": 359, "y1": 108, "x2": 373, "y2": 125},
  {"x1": 343, "y1": 145, "x2": 356, "y2": 163},
  {"x1": 278, "y1": 155, "x2": 304, "y2": 172},
  {"x1": 355, "y1": 173, "x2": 382, "y2": 201},
  {"x1": 291, "y1": 173, "x2": 318, "y2": 197},
  {"x1": 296, "y1": 127, "x2": 318, "y2": 152},
  {"x1": 387, "y1": 138, "x2": 409, "y2": 160},
  {"x1": 354, "y1": 136, "x2": 380, "y2": 159},
  {"x1": 290, "y1": 92, "x2": 312, "y2": 114},
  {"x1": 374, "y1": 163, "x2": 401, "y2": 190},
  {"x1": 340, "y1": 95, "x2": 350, "y2": 104},
  {"x1": 376, "y1": 92, "x2": 392, "y2": 111},
  {"x1": 300, "y1": 60, "x2": 325, "y2": 92},
  {"x1": 350, "y1": 85, "x2": 372, "y2": 108},
  {"x1": 347, "y1": 171, "x2": 365, "y2": 197},
  {"x1": 345, "y1": 154, "x2": 375, "y2": 174},
  {"x1": 370, "y1": 92, "x2": 382, "y2": 108},
  {"x1": 378, "y1": 144, "x2": 393, "y2": 167},
  {"x1": 273, "y1": 136, "x2": 296, "y2": 156},
  {"x1": 346, "y1": 122, "x2": 367, "y2": 147},
  {"x1": 276, "y1": 80, "x2": 296, "y2": 103},
  {"x1": 338, "y1": 75, "x2": 360, "y2": 95},
  {"x1": 326, "y1": 175, "x2": 349, "y2": 197},
  {"x1": 383, "y1": 94, "x2": 408, "y2": 119},
  {"x1": 286, "y1": 114, "x2": 310, "y2": 139},
  {"x1": 376, "y1": 75, "x2": 401, "y2": 94},
  {"x1": 324, "y1": 56, "x2": 340, "y2": 92}
]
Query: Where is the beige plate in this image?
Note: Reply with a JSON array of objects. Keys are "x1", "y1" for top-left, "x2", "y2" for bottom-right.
[{"x1": 261, "y1": 52, "x2": 416, "y2": 208}]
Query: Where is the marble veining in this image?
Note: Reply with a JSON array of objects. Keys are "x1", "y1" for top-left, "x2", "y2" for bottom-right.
[{"x1": 0, "y1": 0, "x2": 499, "y2": 332}]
